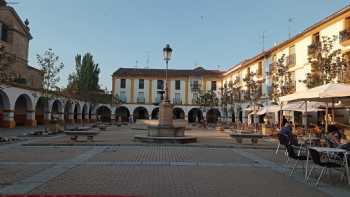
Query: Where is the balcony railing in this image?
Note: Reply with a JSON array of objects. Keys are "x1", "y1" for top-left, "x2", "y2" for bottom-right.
[
  {"x1": 339, "y1": 29, "x2": 350, "y2": 43},
  {"x1": 286, "y1": 54, "x2": 296, "y2": 67},
  {"x1": 173, "y1": 98, "x2": 182, "y2": 105},
  {"x1": 136, "y1": 97, "x2": 145, "y2": 104},
  {"x1": 119, "y1": 95, "x2": 127, "y2": 103},
  {"x1": 155, "y1": 96, "x2": 161, "y2": 104},
  {"x1": 307, "y1": 42, "x2": 320, "y2": 56}
]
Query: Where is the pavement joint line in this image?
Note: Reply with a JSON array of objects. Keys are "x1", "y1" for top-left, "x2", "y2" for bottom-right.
[
  {"x1": 21, "y1": 143, "x2": 280, "y2": 150},
  {"x1": 0, "y1": 160, "x2": 257, "y2": 167},
  {"x1": 232, "y1": 148, "x2": 350, "y2": 197},
  {"x1": 0, "y1": 146, "x2": 107, "y2": 195},
  {"x1": 0, "y1": 135, "x2": 65, "y2": 152}
]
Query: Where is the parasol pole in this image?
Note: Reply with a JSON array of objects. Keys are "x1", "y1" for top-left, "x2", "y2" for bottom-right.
[
  {"x1": 331, "y1": 98, "x2": 335, "y2": 124},
  {"x1": 325, "y1": 103, "x2": 329, "y2": 134}
]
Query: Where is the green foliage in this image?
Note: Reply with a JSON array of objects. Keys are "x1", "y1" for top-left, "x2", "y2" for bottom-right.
[
  {"x1": 302, "y1": 35, "x2": 348, "y2": 88},
  {"x1": 114, "y1": 94, "x2": 125, "y2": 105},
  {"x1": 193, "y1": 90, "x2": 219, "y2": 108},
  {"x1": 37, "y1": 48, "x2": 64, "y2": 95},
  {"x1": 68, "y1": 53, "x2": 100, "y2": 96},
  {"x1": 243, "y1": 71, "x2": 261, "y2": 103},
  {"x1": 271, "y1": 54, "x2": 295, "y2": 102}
]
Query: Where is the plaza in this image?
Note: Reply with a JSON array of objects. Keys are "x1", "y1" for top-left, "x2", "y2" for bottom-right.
[
  {"x1": 0, "y1": 125, "x2": 349, "y2": 197},
  {"x1": 2, "y1": 0, "x2": 350, "y2": 196}
]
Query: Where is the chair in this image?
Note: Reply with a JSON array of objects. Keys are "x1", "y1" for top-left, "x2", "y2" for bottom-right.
[
  {"x1": 275, "y1": 133, "x2": 289, "y2": 155},
  {"x1": 286, "y1": 145, "x2": 307, "y2": 176},
  {"x1": 306, "y1": 148, "x2": 342, "y2": 186}
]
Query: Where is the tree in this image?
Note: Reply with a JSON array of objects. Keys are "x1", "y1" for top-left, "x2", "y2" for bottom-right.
[
  {"x1": 0, "y1": 44, "x2": 16, "y2": 85},
  {"x1": 37, "y1": 48, "x2": 64, "y2": 95},
  {"x1": 68, "y1": 53, "x2": 100, "y2": 97},
  {"x1": 227, "y1": 76, "x2": 242, "y2": 122},
  {"x1": 220, "y1": 83, "x2": 229, "y2": 123},
  {"x1": 243, "y1": 71, "x2": 262, "y2": 128},
  {"x1": 302, "y1": 35, "x2": 348, "y2": 88},
  {"x1": 271, "y1": 54, "x2": 295, "y2": 102},
  {"x1": 243, "y1": 71, "x2": 261, "y2": 106}
]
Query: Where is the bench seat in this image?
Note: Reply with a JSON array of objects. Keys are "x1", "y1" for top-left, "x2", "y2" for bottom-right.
[{"x1": 64, "y1": 131, "x2": 100, "y2": 141}]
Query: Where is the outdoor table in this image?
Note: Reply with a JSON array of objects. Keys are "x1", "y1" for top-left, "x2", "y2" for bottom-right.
[{"x1": 305, "y1": 147, "x2": 349, "y2": 185}]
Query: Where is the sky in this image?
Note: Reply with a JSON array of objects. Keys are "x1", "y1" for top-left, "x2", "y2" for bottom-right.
[{"x1": 12, "y1": 0, "x2": 350, "y2": 90}]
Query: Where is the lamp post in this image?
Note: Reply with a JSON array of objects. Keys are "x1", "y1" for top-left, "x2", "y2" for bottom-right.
[{"x1": 163, "y1": 44, "x2": 172, "y2": 102}]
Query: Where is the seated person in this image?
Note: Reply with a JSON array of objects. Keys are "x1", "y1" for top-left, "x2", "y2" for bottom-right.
[
  {"x1": 280, "y1": 122, "x2": 298, "y2": 145},
  {"x1": 326, "y1": 124, "x2": 342, "y2": 148}
]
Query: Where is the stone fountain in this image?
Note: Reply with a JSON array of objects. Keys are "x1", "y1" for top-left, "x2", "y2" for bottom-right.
[{"x1": 134, "y1": 44, "x2": 197, "y2": 144}]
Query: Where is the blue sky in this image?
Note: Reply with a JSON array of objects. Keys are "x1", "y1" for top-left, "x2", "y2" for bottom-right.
[{"x1": 13, "y1": 0, "x2": 350, "y2": 90}]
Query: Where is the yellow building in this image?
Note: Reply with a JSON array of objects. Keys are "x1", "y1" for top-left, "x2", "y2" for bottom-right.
[{"x1": 112, "y1": 5, "x2": 350, "y2": 125}]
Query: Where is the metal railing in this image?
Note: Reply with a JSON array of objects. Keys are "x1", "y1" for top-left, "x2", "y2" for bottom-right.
[
  {"x1": 136, "y1": 97, "x2": 145, "y2": 104},
  {"x1": 340, "y1": 29, "x2": 350, "y2": 43},
  {"x1": 307, "y1": 42, "x2": 320, "y2": 56},
  {"x1": 173, "y1": 98, "x2": 182, "y2": 105}
]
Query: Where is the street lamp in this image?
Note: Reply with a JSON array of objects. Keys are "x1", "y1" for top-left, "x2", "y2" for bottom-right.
[{"x1": 163, "y1": 44, "x2": 173, "y2": 101}]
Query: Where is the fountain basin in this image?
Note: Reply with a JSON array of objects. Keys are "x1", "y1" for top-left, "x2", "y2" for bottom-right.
[{"x1": 133, "y1": 120, "x2": 197, "y2": 144}]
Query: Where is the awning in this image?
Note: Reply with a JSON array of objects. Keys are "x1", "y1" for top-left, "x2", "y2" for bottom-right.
[
  {"x1": 256, "y1": 105, "x2": 281, "y2": 115},
  {"x1": 280, "y1": 83, "x2": 350, "y2": 102},
  {"x1": 282, "y1": 101, "x2": 325, "y2": 112}
]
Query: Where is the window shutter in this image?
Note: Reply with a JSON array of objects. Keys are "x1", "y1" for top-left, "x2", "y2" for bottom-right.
[{"x1": 1, "y1": 24, "x2": 8, "y2": 42}]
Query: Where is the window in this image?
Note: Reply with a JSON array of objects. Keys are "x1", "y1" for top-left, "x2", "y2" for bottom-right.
[
  {"x1": 174, "y1": 93, "x2": 181, "y2": 104},
  {"x1": 175, "y1": 80, "x2": 181, "y2": 90},
  {"x1": 257, "y1": 62, "x2": 263, "y2": 77},
  {"x1": 211, "y1": 81, "x2": 217, "y2": 91},
  {"x1": 120, "y1": 79, "x2": 126, "y2": 89},
  {"x1": 119, "y1": 91, "x2": 127, "y2": 102},
  {"x1": 191, "y1": 80, "x2": 199, "y2": 91},
  {"x1": 287, "y1": 45, "x2": 296, "y2": 66},
  {"x1": 157, "y1": 80, "x2": 164, "y2": 89},
  {"x1": 312, "y1": 32, "x2": 320, "y2": 43},
  {"x1": 138, "y1": 79, "x2": 144, "y2": 89},
  {"x1": 137, "y1": 92, "x2": 145, "y2": 103},
  {"x1": 345, "y1": 17, "x2": 350, "y2": 30},
  {"x1": 272, "y1": 55, "x2": 277, "y2": 63},
  {"x1": 0, "y1": 22, "x2": 8, "y2": 42}
]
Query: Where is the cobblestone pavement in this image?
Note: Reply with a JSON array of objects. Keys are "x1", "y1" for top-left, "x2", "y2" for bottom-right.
[{"x1": 0, "y1": 125, "x2": 349, "y2": 196}]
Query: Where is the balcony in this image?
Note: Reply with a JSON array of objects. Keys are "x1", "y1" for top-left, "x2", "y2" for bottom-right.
[
  {"x1": 155, "y1": 96, "x2": 161, "y2": 104},
  {"x1": 173, "y1": 98, "x2": 182, "y2": 105},
  {"x1": 286, "y1": 54, "x2": 296, "y2": 68},
  {"x1": 339, "y1": 29, "x2": 350, "y2": 45},
  {"x1": 136, "y1": 97, "x2": 145, "y2": 104},
  {"x1": 307, "y1": 42, "x2": 320, "y2": 56},
  {"x1": 119, "y1": 95, "x2": 127, "y2": 103}
]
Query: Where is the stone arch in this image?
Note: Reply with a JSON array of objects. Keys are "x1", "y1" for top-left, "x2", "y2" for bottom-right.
[
  {"x1": 64, "y1": 100, "x2": 74, "y2": 123},
  {"x1": 237, "y1": 106, "x2": 243, "y2": 123},
  {"x1": 96, "y1": 105, "x2": 112, "y2": 122},
  {"x1": 173, "y1": 107, "x2": 185, "y2": 119},
  {"x1": 51, "y1": 99, "x2": 63, "y2": 120},
  {"x1": 82, "y1": 103, "x2": 88, "y2": 120},
  {"x1": 151, "y1": 107, "x2": 159, "y2": 119},
  {"x1": 35, "y1": 97, "x2": 49, "y2": 125},
  {"x1": 188, "y1": 108, "x2": 202, "y2": 123},
  {"x1": 0, "y1": 89, "x2": 11, "y2": 127},
  {"x1": 115, "y1": 106, "x2": 130, "y2": 122},
  {"x1": 73, "y1": 102, "x2": 82, "y2": 121},
  {"x1": 14, "y1": 94, "x2": 34, "y2": 126},
  {"x1": 206, "y1": 108, "x2": 221, "y2": 124},
  {"x1": 231, "y1": 106, "x2": 236, "y2": 123},
  {"x1": 133, "y1": 106, "x2": 149, "y2": 121}
]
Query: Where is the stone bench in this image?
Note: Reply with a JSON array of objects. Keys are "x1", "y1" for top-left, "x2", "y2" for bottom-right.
[
  {"x1": 64, "y1": 131, "x2": 100, "y2": 141},
  {"x1": 230, "y1": 133, "x2": 265, "y2": 144}
]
